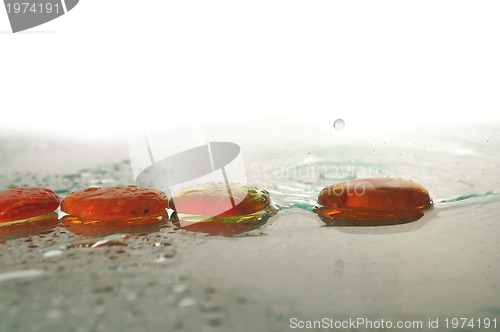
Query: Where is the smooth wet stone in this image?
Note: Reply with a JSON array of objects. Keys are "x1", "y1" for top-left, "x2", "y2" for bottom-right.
[
  {"x1": 316, "y1": 178, "x2": 432, "y2": 226},
  {"x1": 0, "y1": 188, "x2": 60, "y2": 223},
  {"x1": 171, "y1": 184, "x2": 271, "y2": 217},
  {"x1": 171, "y1": 184, "x2": 275, "y2": 236},
  {"x1": 61, "y1": 186, "x2": 168, "y2": 221}
]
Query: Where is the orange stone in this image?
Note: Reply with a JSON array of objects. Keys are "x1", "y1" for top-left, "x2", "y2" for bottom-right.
[
  {"x1": 171, "y1": 184, "x2": 271, "y2": 217},
  {"x1": 316, "y1": 178, "x2": 432, "y2": 226},
  {"x1": 0, "y1": 188, "x2": 60, "y2": 223},
  {"x1": 61, "y1": 186, "x2": 168, "y2": 221},
  {"x1": 171, "y1": 184, "x2": 275, "y2": 236}
]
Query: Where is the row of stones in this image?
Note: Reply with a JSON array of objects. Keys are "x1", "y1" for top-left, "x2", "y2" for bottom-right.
[{"x1": 0, "y1": 178, "x2": 432, "y2": 231}]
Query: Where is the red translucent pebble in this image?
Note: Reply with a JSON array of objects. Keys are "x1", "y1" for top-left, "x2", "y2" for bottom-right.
[
  {"x1": 61, "y1": 185, "x2": 168, "y2": 221},
  {"x1": 171, "y1": 184, "x2": 275, "y2": 236},
  {"x1": 318, "y1": 178, "x2": 431, "y2": 211},
  {"x1": 317, "y1": 178, "x2": 432, "y2": 226},
  {"x1": 0, "y1": 188, "x2": 60, "y2": 223},
  {"x1": 171, "y1": 184, "x2": 271, "y2": 217}
]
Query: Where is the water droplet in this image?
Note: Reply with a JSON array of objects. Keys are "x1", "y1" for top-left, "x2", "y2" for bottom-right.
[
  {"x1": 43, "y1": 249, "x2": 63, "y2": 258},
  {"x1": 173, "y1": 284, "x2": 189, "y2": 293},
  {"x1": 154, "y1": 240, "x2": 172, "y2": 247},
  {"x1": 177, "y1": 297, "x2": 196, "y2": 308},
  {"x1": 162, "y1": 247, "x2": 176, "y2": 258},
  {"x1": 200, "y1": 301, "x2": 221, "y2": 313},
  {"x1": 154, "y1": 255, "x2": 168, "y2": 263},
  {"x1": 0, "y1": 269, "x2": 45, "y2": 282},
  {"x1": 333, "y1": 119, "x2": 345, "y2": 130},
  {"x1": 207, "y1": 315, "x2": 222, "y2": 327},
  {"x1": 335, "y1": 259, "x2": 345, "y2": 268}
]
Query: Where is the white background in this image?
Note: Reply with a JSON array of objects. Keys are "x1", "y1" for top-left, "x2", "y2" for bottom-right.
[{"x1": 1, "y1": 0, "x2": 500, "y2": 139}]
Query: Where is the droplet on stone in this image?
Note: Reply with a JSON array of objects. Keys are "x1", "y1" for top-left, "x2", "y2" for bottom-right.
[{"x1": 61, "y1": 186, "x2": 168, "y2": 221}]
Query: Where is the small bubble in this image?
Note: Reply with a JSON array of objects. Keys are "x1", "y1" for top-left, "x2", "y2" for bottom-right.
[{"x1": 333, "y1": 119, "x2": 345, "y2": 130}]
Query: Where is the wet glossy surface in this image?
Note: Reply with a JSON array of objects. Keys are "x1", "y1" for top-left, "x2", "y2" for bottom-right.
[
  {"x1": 61, "y1": 213, "x2": 167, "y2": 237},
  {"x1": 171, "y1": 184, "x2": 276, "y2": 236},
  {"x1": 315, "y1": 207, "x2": 425, "y2": 226},
  {"x1": 0, "y1": 125, "x2": 499, "y2": 332},
  {"x1": 61, "y1": 186, "x2": 168, "y2": 221},
  {"x1": 318, "y1": 178, "x2": 431, "y2": 211},
  {"x1": 0, "y1": 188, "x2": 60, "y2": 223},
  {"x1": 316, "y1": 178, "x2": 432, "y2": 225},
  {"x1": 172, "y1": 207, "x2": 276, "y2": 236},
  {"x1": 0, "y1": 212, "x2": 59, "y2": 242},
  {"x1": 171, "y1": 184, "x2": 271, "y2": 217}
]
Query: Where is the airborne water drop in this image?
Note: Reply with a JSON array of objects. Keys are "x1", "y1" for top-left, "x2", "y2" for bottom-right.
[{"x1": 333, "y1": 119, "x2": 345, "y2": 131}]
